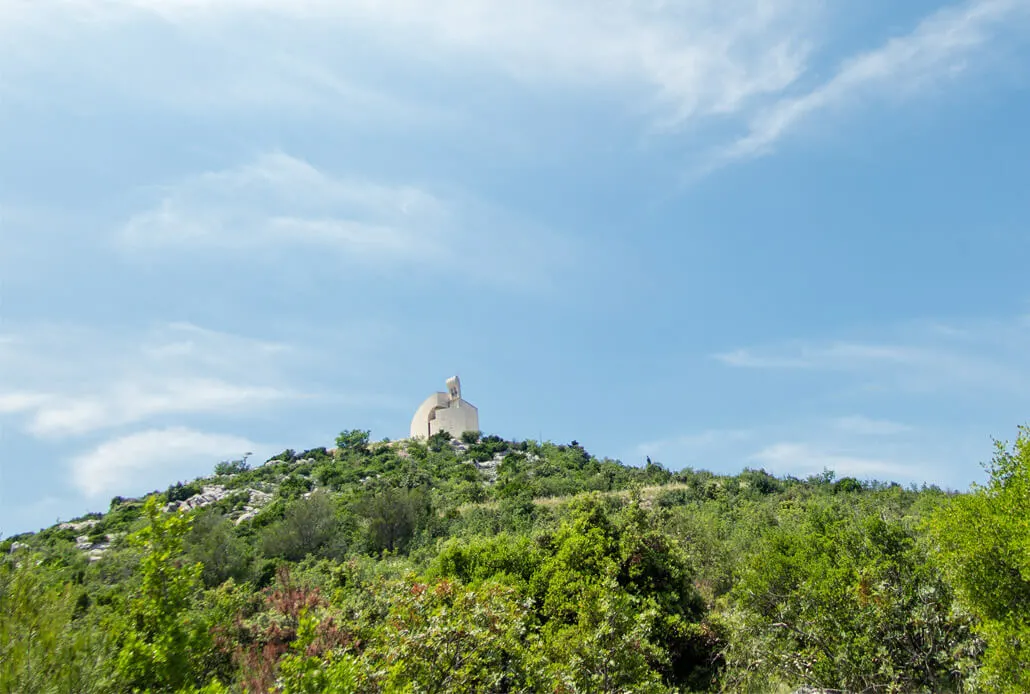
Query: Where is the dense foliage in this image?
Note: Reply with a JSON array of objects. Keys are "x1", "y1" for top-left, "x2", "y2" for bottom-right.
[{"x1": 2, "y1": 427, "x2": 1027, "y2": 693}]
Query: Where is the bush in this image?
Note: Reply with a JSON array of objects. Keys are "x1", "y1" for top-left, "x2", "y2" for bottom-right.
[
  {"x1": 187, "y1": 510, "x2": 252, "y2": 587},
  {"x1": 357, "y1": 487, "x2": 434, "y2": 555},
  {"x1": 427, "y1": 431, "x2": 452, "y2": 452},
  {"x1": 214, "y1": 460, "x2": 250, "y2": 476},
  {"x1": 930, "y1": 428, "x2": 1030, "y2": 692},
  {"x1": 278, "y1": 474, "x2": 313, "y2": 500},
  {"x1": 167, "y1": 481, "x2": 203, "y2": 503},
  {"x1": 335, "y1": 430, "x2": 370, "y2": 455},
  {"x1": 724, "y1": 497, "x2": 977, "y2": 692},
  {"x1": 259, "y1": 493, "x2": 344, "y2": 562}
]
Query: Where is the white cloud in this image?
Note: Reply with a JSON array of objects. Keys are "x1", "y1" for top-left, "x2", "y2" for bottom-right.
[
  {"x1": 631, "y1": 427, "x2": 936, "y2": 482},
  {"x1": 120, "y1": 152, "x2": 447, "y2": 258},
  {"x1": 25, "y1": 379, "x2": 293, "y2": 438},
  {"x1": 629, "y1": 411, "x2": 987, "y2": 487},
  {"x1": 4, "y1": 0, "x2": 1025, "y2": 175},
  {"x1": 714, "y1": 343, "x2": 927, "y2": 370},
  {"x1": 682, "y1": 312, "x2": 1030, "y2": 486},
  {"x1": 0, "y1": 392, "x2": 51, "y2": 415},
  {"x1": 323, "y1": 0, "x2": 817, "y2": 128},
  {"x1": 71, "y1": 427, "x2": 261, "y2": 497},
  {"x1": 633, "y1": 428, "x2": 755, "y2": 465},
  {"x1": 117, "y1": 152, "x2": 584, "y2": 289},
  {"x1": 747, "y1": 441, "x2": 924, "y2": 480},
  {"x1": 3, "y1": 0, "x2": 818, "y2": 130},
  {"x1": 0, "y1": 322, "x2": 302, "y2": 439},
  {"x1": 713, "y1": 315, "x2": 1030, "y2": 395},
  {"x1": 716, "y1": 0, "x2": 1030, "y2": 165}
]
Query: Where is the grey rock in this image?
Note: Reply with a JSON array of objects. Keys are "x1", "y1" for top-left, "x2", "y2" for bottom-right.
[
  {"x1": 235, "y1": 510, "x2": 259, "y2": 525},
  {"x1": 58, "y1": 519, "x2": 99, "y2": 532}
]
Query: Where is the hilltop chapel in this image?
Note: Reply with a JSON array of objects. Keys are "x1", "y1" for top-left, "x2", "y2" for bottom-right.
[{"x1": 409, "y1": 376, "x2": 479, "y2": 439}]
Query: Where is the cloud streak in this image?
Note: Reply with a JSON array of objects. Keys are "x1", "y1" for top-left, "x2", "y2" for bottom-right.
[
  {"x1": 713, "y1": 314, "x2": 1030, "y2": 395},
  {"x1": 632, "y1": 416, "x2": 942, "y2": 485},
  {"x1": 715, "y1": 0, "x2": 1030, "y2": 166},
  {"x1": 2, "y1": 0, "x2": 818, "y2": 130},
  {"x1": 117, "y1": 152, "x2": 585, "y2": 291},
  {"x1": 0, "y1": 322, "x2": 302, "y2": 439},
  {"x1": 24, "y1": 379, "x2": 294, "y2": 439},
  {"x1": 4, "y1": 0, "x2": 1026, "y2": 177},
  {"x1": 747, "y1": 441, "x2": 926, "y2": 480},
  {"x1": 71, "y1": 427, "x2": 262, "y2": 497},
  {"x1": 119, "y1": 152, "x2": 449, "y2": 261}
]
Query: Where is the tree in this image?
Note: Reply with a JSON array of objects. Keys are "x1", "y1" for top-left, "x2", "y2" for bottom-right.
[
  {"x1": 368, "y1": 578, "x2": 535, "y2": 692},
  {"x1": 259, "y1": 492, "x2": 343, "y2": 562},
  {"x1": 113, "y1": 496, "x2": 211, "y2": 692},
  {"x1": 186, "y1": 510, "x2": 252, "y2": 587},
  {"x1": 528, "y1": 496, "x2": 713, "y2": 688},
  {"x1": 335, "y1": 429, "x2": 370, "y2": 455},
  {"x1": 166, "y1": 480, "x2": 202, "y2": 502},
  {"x1": 214, "y1": 459, "x2": 250, "y2": 476},
  {"x1": 725, "y1": 496, "x2": 976, "y2": 692},
  {"x1": 930, "y1": 427, "x2": 1030, "y2": 692},
  {"x1": 538, "y1": 578, "x2": 667, "y2": 694},
  {"x1": 0, "y1": 552, "x2": 113, "y2": 693},
  {"x1": 358, "y1": 486, "x2": 433, "y2": 554}
]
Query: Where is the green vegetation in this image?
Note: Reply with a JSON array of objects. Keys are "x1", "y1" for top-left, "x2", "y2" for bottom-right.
[{"x1": 2, "y1": 428, "x2": 1027, "y2": 692}]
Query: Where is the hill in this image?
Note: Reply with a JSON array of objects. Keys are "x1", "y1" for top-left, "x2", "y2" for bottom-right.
[{"x1": 3, "y1": 427, "x2": 1030, "y2": 693}]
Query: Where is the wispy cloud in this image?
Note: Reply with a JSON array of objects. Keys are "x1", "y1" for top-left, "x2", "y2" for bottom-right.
[
  {"x1": 0, "y1": 319, "x2": 413, "y2": 514},
  {"x1": 714, "y1": 0, "x2": 1030, "y2": 166},
  {"x1": 321, "y1": 0, "x2": 818, "y2": 128},
  {"x1": 747, "y1": 441, "x2": 926, "y2": 480},
  {"x1": 714, "y1": 343, "x2": 926, "y2": 370},
  {"x1": 0, "y1": 322, "x2": 302, "y2": 439},
  {"x1": 25, "y1": 380, "x2": 294, "y2": 439},
  {"x1": 633, "y1": 419, "x2": 937, "y2": 484},
  {"x1": 633, "y1": 428, "x2": 756, "y2": 465},
  {"x1": 119, "y1": 152, "x2": 448, "y2": 260},
  {"x1": 117, "y1": 152, "x2": 584, "y2": 290},
  {"x1": 676, "y1": 311, "x2": 1030, "y2": 486},
  {"x1": 71, "y1": 427, "x2": 262, "y2": 497},
  {"x1": 4, "y1": 1, "x2": 1025, "y2": 177},
  {"x1": 0, "y1": 392, "x2": 51, "y2": 415},
  {"x1": 3, "y1": 0, "x2": 818, "y2": 131},
  {"x1": 713, "y1": 314, "x2": 1030, "y2": 395}
]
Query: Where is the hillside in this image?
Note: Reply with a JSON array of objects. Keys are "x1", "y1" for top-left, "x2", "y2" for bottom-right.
[{"x1": 3, "y1": 427, "x2": 1030, "y2": 693}]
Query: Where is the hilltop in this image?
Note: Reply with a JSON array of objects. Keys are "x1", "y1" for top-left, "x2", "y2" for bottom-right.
[{"x1": 3, "y1": 427, "x2": 1030, "y2": 693}]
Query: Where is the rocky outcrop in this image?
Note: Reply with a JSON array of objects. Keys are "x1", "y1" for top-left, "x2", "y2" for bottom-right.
[
  {"x1": 233, "y1": 489, "x2": 273, "y2": 525},
  {"x1": 160, "y1": 484, "x2": 273, "y2": 524},
  {"x1": 58, "y1": 519, "x2": 99, "y2": 532},
  {"x1": 75, "y1": 534, "x2": 114, "y2": 562},
  {"x1": 164, "y1": 485, "x2": 231, "y2": 513}
]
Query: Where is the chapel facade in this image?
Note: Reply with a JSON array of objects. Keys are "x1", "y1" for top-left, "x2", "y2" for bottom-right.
[{"x1": 409, "y1": 376, "x2": 479, "y2": 439}]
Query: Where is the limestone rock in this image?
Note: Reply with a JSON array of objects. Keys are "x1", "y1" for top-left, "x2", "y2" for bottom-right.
[
  {"x1": 164, "y1": 485, "x2": 230, "y2": 513},
  {"x1": 75, "y1": 533, "x2": 113, "y2": 560},
  {"x1": 58, "y1": 519, "x2": 99, "y2": 532}
]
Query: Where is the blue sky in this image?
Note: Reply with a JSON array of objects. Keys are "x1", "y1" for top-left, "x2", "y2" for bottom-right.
[{"x1": 3, "y1": 0, "x2": 1030, "y2": 536}]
